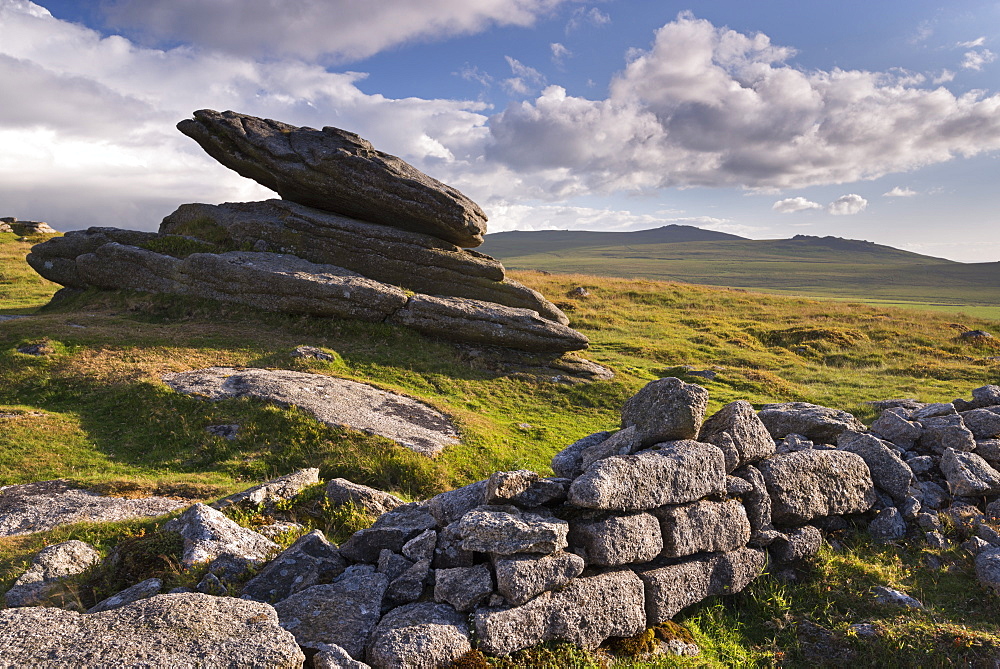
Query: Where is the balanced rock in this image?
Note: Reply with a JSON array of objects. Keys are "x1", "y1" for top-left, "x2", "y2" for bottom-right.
[{"x1": 177, "y1": 110, "x2": 488, "y2": 247}]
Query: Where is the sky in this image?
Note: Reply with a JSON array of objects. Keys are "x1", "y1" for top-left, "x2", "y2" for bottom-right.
[{"x1": 2, "y1": 1, "x2": 999, "y2": 262}]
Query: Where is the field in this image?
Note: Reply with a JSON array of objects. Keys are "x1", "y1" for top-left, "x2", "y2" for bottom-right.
[
  {"x1": 1, "y1": 231, "x2": 999, "y2": 665},
  {"x1": 478, "y1": 233, "x2": 1000, "y2": 320}
]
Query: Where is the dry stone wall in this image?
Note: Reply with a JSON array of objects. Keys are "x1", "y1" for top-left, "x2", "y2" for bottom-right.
[{"x1": 6, "y1": 379, "x2": 1000, "y2": 667}]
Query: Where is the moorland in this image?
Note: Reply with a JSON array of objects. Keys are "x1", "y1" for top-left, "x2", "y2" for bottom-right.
[{"x1": 2, "y1": 229, "x2": 999, "y2": 666}]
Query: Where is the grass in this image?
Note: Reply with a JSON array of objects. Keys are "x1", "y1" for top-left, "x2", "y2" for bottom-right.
[
  {"x1": 1, "y1": 234, "x2": 999, "y2": 664},
  {"x1": 480, "y1": 235, "x2": 1000, "y2": 319}
]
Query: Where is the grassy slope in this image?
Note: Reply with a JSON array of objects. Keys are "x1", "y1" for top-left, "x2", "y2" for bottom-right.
[
  {"x1": 480, "y1": 234, "x2": 1000, "y2": 318},
  {"x1": 1, "y1": 232, "x2": 999, "y2": 665}
]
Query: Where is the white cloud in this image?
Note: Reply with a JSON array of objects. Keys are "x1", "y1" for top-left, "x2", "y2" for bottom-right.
[
  {"x1": 502, "y1": 56, "x2": 546, "y2": 96},
  {"x1": 772, "y1": 197, "x2": 823, "y2": 213},
  {"x1": 827, "y1": 194, "x2": 868, "y2": 215},
  {"x1": 566, "y1": 7, "x2": 610, "y2": 33},
  {"x1": 932, "y1": 69, "x2": 955, "y2": 84},
  {"x1": 883, "y1": 186, "x2": 917, "y2": 197},
  {"x1": 487, "y1": 13, "x2": 1000, "y2": 195},
  {"x1": 551, "y1": 42, "x2": 571, "y2": 65},
  {"x1": 962, "y1": 49, "x2": 997, "y2": 71},
  {"x1": 0, "y1": 1, "x2": 493, "y2": 231},
  {"x1": 101, "y1": 0, "x2": 569, "y2": 62},
  {"x1": 958, "y1": 37, "x2": 986, "y2": 48}
]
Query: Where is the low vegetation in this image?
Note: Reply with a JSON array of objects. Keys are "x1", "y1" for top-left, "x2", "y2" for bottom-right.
[{"x1": 1, "y1": 232, "x2": 998, "y2": 664}]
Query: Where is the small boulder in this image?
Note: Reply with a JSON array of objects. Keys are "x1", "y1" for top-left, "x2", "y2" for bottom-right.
[
  {"x1": 366, "y1": 602, "x2": 471, "y2": 669},
  {"x1": 162, "y1": 503, "x2": 279, "y2": 568},
  {"x1": 638, "y1": 547, "x2": 766, "y2": 622},
  {"x1": 975, "y1": 548, "x2": 1000, "y2": 594},
  {"x1": 837, "y1": 431, "x2": 913, "y2": 502},
  {"x1": 493, "y1": 551, "x2": 585, "y2": 606},
  {"x1": 551, "y1": 431, "x2": 612, "y2": 479},
  {"x1": 756, "y1": 450, "x2": 875, "y2": 525},
  {"x1": 425, "y1": 481, "x2": 487, "y2": 527},
  {"x1": 757, "y1": 402, "x2": 864, "y2": 444},
  {"x1": 769, "y1": 526, "x2": 822, "y2": 564},
  {"x1": 868, "y1": 507, "x2": 907, "y2": 543},
  {"x1": 212, "y1": 469, "x2": 320, "y2": 512},
  {"x1": 940, "y1": 449, "x2": 1000, "y2": 496},
  {"x1": 872, "y1": 586, "x2": 922, "y2": 609},
  {"x1": 918, "y1": 414, "x2": 976, "y2": 454},
  {"x1": 339, "y1": 503, "x2": 438, "y2": 563},
  {"x1": 4, "y1": 540, "x2": 100, "y2": 608},
  {"x1": 434, "y1": 564, "x2": 494, "y2": 612},
  {"x1": 273, "y1": 571, "x2": 389, "y2": 658},
  {"x1": 961, "y1": 409, "x2": 1000, "y2": 439},
  {"x1": 241, "y1": 530, "x2": 347, "y2": 604},
  {"x1": 314, "y1": 643, "x2": 371, "y2": 669},
  {"x1": 870, "y1": 408, "x2": 922, "y2": 448},
  {"x1": 454, "y1": 507, "x2": 568, "y2": 556},
  {"x1": 326, "y1": 478, "x2": 405, "y2": 517},
  {"x1": 568, "y1": 512, "x2": 662, "y2": 566},
  {"x1": 621, "y1": 378, "x2": 709, "y2": 447},
  {"x1": 474, "y1": 570, "x2": 646, "y2": 655},
  {"x1": 698, "y1": 400, "x2": 775, "y2": 472},
  {"x1": 655, "y1": 499, "x2": 751, "y2": 558},
  {"x1": 568, "y1": 441, "x2": 726, "y2": 511}
]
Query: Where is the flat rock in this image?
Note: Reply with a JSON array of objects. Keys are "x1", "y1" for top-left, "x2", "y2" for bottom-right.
[
  {"x1": 164, "y1": 367, "x2": 459, "y2": 457},
  {"x1": 493, "y1": 551, "x2": 584, "y2": 606},
  {"x1": 326, "y1": 478, "x2": 406, "y2": 517},
  {"x1": 655, "y1": 499, "x2": 751, "y2": 558},
  {"x1": 366, "y1": 602, "x2": 471, "y2": 669},
  {"x1": 637, "y1": 547, "x2": 766, "y2": 622},
  {"x1": 0, "y1": 479, "x2": 185, "y2": 537},
  {"x1": 162, "y1": 503, "x2": 278, "y2": 568},
  {"x1": 757, "y1": 450, "x2": 876, "y2": 525},
  {"x1": 568, "y1": 512, "x2": 662, "y2": 566},
  {"x1": 387, "y1": 293, "x2": 588, "y2": 353},
  {"x1": 758, "y1": 402, "x2": 864, "y2": 444},
  {"x1": 620, "y1": 378, "x2": 709, "y2": 447},
  {"x1": 273, "y1": 572, "x2": 389, "y2": 658},
  {"x1": 160, "y1": 199, "x2": 567, "y2": 324},
  {"x1": 177, "y1": 110, "x2": 488, "y2": 247},
  {"x1": 5, "y1": 540, "x2": 100, "y2": 608},
  {"x1": 474, "y1": 570, "x2": 646, "y2": 655},
  {"x1": 568, "y1": 441, "x2": 726, "y2": 511},
  {"x1": 698, "y1": 400, "x2": 775, "y2": 472},
  {"x1": 0, "y1": 593, "x2": 304, "y2": 667},
  {"x1": 454, "y1": 507, "x2": 568, "y2": 556},
  {"x1": 212, "y1": 468, "x2": 319, "y2": 512}
]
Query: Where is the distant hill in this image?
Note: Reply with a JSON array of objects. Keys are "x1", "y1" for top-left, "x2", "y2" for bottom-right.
[
  {"x1": 480, "y1": 227, "x2": 999, "y2": 317},
  {"x1": 477, "y1": 224, "x2": 744, "y2": 257}
]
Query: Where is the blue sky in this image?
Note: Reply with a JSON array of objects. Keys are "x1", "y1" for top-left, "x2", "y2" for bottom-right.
[{"x1": 2, "y1": 0, "x2": 999, "y2": 262}]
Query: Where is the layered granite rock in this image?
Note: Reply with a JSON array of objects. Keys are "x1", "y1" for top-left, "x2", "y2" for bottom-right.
[{"x1": 177, "y1": 109, "x2": 488, "y2": 247}]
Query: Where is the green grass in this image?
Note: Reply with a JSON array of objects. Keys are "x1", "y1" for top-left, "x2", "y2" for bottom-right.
[
  {"x1": 0, "y1": 232, "x2": 60, "y2": 312},
  {"x1": 1, "y1": 235, "x2": 999, "y2": 664},
  {"x1": 480, "y1": 235, "x2": 1000, "y2": 319}
]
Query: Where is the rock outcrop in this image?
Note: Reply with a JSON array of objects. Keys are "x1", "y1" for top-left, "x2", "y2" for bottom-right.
[
  {"x1": 1, "y1": 217, "x2": 58, "y2": 235},
  {"x1": 27, "y1": 110, "x2": 592, "y2": 357},
  {"x1": 176, "y1": 110, "x2": 488, "y2": 247}
]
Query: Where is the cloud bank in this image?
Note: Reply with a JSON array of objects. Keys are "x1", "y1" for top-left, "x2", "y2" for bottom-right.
[{"x1": 487, "y1": 12, "x2": 1000, "y2": 195}]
